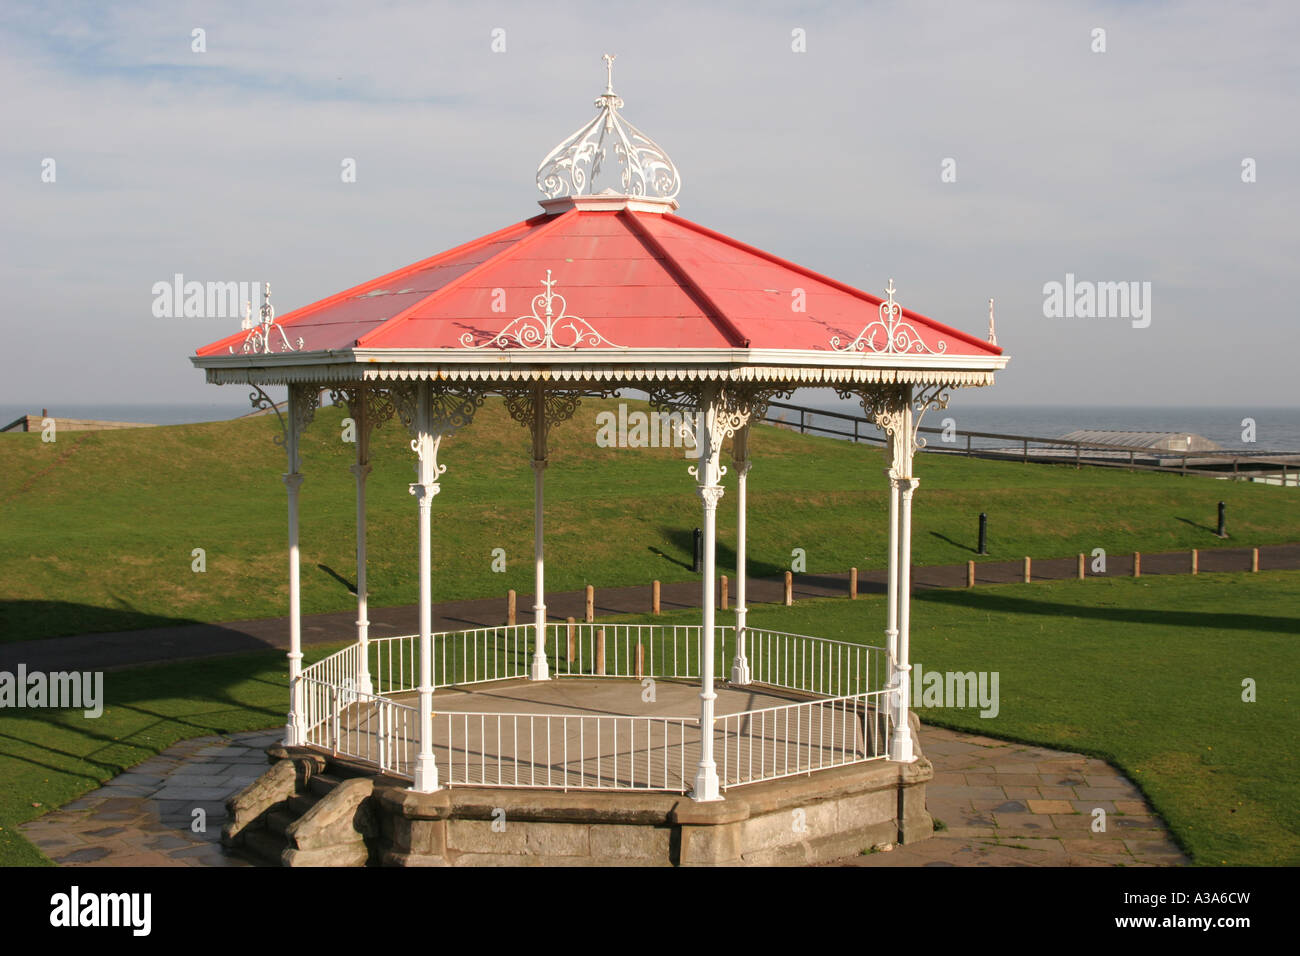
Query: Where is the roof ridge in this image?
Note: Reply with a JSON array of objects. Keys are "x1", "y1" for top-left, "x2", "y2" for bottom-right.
[
  {"x1": 660, "y1": 213, "x2": 1002, "y2": 356},
  {"x1": 621, "y1": 209, "x2": 750, "y2": 348},
  {"x1": 356, "y1": 208, "x2": 580, "y2": 348}
]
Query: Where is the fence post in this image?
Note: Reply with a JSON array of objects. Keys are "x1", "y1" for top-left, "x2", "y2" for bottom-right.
[
  {"x1": 850, "y1": 567, "x2": 858, "y2": 600},
  {"x1": 1191, "y1": 549, "x2": 1198, "y2": 575},
  {"x1": 507, "y1": 589, "x2": 516, "y2": 626},
  {"x1": 585, "y1": 585, "x2": 594, "y2": 623},
  {"x1": 1075, "y1": 443, "x2": 1081, "y2": 469},
  {"x1": 1133, "y1": 552, "x2": 1141, "y2": 578},
  {"x1": 967, "y1": 560, "x2": 975, "y2": 587},
  {"x1": 595, "y1": 628, "x2": 606, "y2": 676},
  {"x1": 652, "y1": 580, "x2": 661, "y2": 615},
  {"x1": 720, "y1": 574, "x2": 728, "y2": 610},
  {"x1": 1023, "y1": 556, "x2": 1031, "y2": 584},
  {"x1": 966, "y1": 434, "x2": 972, "y2": 456},
  {"x1": 783, "y1": 571, "x2": 793, "y2": 606},
  {"x1": 1077, "y1": 553, "x2": 1085, "y2": 580},
  {"x1": 566, "y1": 617, "x2": 576, "y2": 669},
  {"x1": 1023, "y1": 439, "x2": 1028, "y2": 463},
  {"x1": 1252, "y1": 548, "x2": 1259, "y2": 572},
  {"x1": 1129, "y1": 450, "x2": 1135, "y2": 472}
]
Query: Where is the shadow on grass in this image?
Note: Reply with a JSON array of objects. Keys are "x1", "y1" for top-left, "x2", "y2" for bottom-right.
[
  {"x1": 0, "y1": 600, "x2": 204, "y2": 646},
  {"x1": 930, "y1": 531, "x2": 977, "y2": 554},
  {"x1": 1176, "y1": 516, "x2": 1222, "y2": 536},
  {"x1": 914, "y1": 587, "x2": 1298, "y2": 634}
]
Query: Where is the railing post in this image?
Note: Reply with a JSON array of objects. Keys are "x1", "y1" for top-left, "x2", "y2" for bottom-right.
[
  {"x1": 585, "y1": 585, "x2": 594, "y2": 623},
  {"x1": 1077, "y1": 553, "x2": 1085, "y2": 580},
  {"x1": 652, "y1": 580, "x2": 661, "y2": 615},
  {"x1": 566, "y1": 617, "x2": 576, "y2": 670},
  {"x1": 720, "y1": 575, "x2": 728, "y2": 610},
  {"x1": 783, "y1": 571, "x2": 793, "y2": 606},
  {"x1": 507, "y1": 589, "x2": 516, "y2": 626},
  {"x1": 849, "y1": 567, "x2": 858, "y2": 600},
  {"x1": 1023, "y1": 556, "x2": 1031, "y2": 583},
  {"x1": 595, "y1": 627, "x2": 606, "y2": 676}
]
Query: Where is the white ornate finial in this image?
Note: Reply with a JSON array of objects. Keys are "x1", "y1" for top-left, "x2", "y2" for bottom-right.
[
  {"x1": 229, "y1": 280, "x2": 304, "y2": 354},
  {"x1": 536, "y1": 56, "x2": 681, "y2": 201},
  {"x1": 987, "y1": 297, "x2": 997, "y2": 345},
  {"x1": 603, "y1": 53, "x2": 616, "y2": 94}
]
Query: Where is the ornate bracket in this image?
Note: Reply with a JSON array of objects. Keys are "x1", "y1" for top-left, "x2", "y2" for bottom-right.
[
  {"x1": 329, "y1": 385, "x2": 397, "y2": 465},
  {"x1": 649, "y1": 384, "x2": 789, "y2": 487},
  {"x1": 499, "y1": 384, "x2": 617, "y2": 461},
  {"x1": 830, "y1": 279, "x2": 946, "y2": 355},
  {"x1": 385, "y1": 382, "x2": 486, "y2": 491},
  {"x1": 835, "y1": 383, "x2": 950, "y2": 479}
]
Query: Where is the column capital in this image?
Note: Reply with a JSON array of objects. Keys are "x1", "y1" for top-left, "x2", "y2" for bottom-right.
[
  {"x1": 349, "y1": 462, "x2": 373, "y2": 479},
  {"x1": 697, "y1": 484, "x2": 725, "y2": 508},
  {"x1": 282, "y1": 472, "x2": 304, "y2": 491},
  {"x1": 409, "y1": 482, "x2": 441, "y2": 501}
]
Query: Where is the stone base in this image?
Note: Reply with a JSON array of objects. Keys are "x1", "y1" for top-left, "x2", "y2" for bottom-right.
[{"x1": 356, "y1": 712, "x2": 932, "y2": 866}]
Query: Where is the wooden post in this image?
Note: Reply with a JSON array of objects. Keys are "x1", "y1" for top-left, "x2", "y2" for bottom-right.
[
  {"x1": 507, "y1": 589, "x2": 516, "y2": 626},
  {"x1": 1075, "y1": 443, "x2": 1081, "y2": 469},
  {"x1": 783, "y1": 571, "x2": 793, "y2": 606},
  {"x1": 1023, "y1": 556, "x2": 1031, "y2": 583},
  {"x1": 595, "y1": 627, "x2": 606, "y2": 676},
  {"x1": 720, "y1": 574, "x2": 729, "y2": 610},
  {"x1": 585, "y1": 585, "x2": 594, "y2": 624},
  {"x1": 652, "y1": 579, "x2": 661, "y2": 615},
  {"x1": 1077, "y1": 553, "x2": 1085, "y2": 580},
  {"x1": 566, "y1": 617, "x2": 576, "y2": 669},
  {"x1": 1191, "y1": 548, "x2": 1199, "y2": 575},
  {"x1": 849, "y1": 567, "x2": 858, "y2": 600},
  {"x1": 636, "y1": 641, "x2": 644, "y2": 679},
  {"x1": 1252, "y1": 548, "x2": 1260, "y2": 572},
  {"x1": 1133, "y1": 552, "x2": 1141, "y2": 578},
  {"x1": 967, "y1": 560, "x2": 975, "y2": 587}
]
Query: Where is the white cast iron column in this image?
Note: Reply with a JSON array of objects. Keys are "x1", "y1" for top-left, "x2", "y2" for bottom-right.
[
  {"x1": 284, "y1": 442, "x2": 304, "y2": 743},
  {"x1": 694, "y1": 385, "x2": 724, "y2": 801},
  {"x1": 411, "y1": 381, "x2": 441, "y2": 792},
  {"x1": 530, "y1": 383, "x2": 550, "y2": 681},
  {"x1": 351, "y1": 388, "x2": 374, "y2": 696},
  {"x1": 730, "y1": 424, "x2": 752, "y2": 685},
  {"x1": 282, "y1": 385, "x2": 313, "y2": 747},
  {"x1": 889, "y1": 387, "x2": 918, "y2": 763}
]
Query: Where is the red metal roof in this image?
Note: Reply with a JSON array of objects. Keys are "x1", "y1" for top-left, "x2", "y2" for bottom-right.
[{"x1": 195, "y1": 206, "x2": 1002, "y2": 358}]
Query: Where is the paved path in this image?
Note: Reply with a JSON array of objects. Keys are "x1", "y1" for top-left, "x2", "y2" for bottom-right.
[
  {"x1": 20, "y1": 722, "x2": 1186, "y2": 867},
  {"x1": 835, "y1": 725, "x2": 1187, "y2": 867},
  {"x1": 4, "y1": 544, "x2": 1295, "y2": 674}
]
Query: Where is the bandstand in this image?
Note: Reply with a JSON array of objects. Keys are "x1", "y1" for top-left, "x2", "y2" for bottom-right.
[{"x1": 198, "y1": 57, "x2": 1008, "y2": 866}]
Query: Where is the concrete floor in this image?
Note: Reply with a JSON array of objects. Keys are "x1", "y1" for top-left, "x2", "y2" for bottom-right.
[{"x1": 346, "y1": 678, "x2": 887, "y2": 791}]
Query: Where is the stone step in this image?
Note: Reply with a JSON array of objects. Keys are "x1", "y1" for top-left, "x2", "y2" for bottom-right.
[
  {"x1": 240, "y1": 826, "x2": 289, "y2": 866},
  {"x1": 266, "y1": 807, "x2": 298, "y2": 838},
  {"x1": 308, "y1": 772, "x2": 344, "y2": 798}
]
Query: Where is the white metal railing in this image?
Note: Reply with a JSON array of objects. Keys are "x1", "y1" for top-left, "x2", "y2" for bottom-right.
[
  {"x1": 745, "y1": 627, "x2": 888, "y2": 697},
  {"x1": 717, "y1": 689, "x2": 892, "y2": 790},
  {"x1": 295, "y1": 624, "x2": 895, "y2": 791},
  {"x1": 302, "y1": 676, "x2": 418, "y2": 777},
  {"x1": 546, "y1": 621, "x2": 729, "y2": 680},
  {"x1": 367, "y1": 624, "x2": 534, "y2": 694},
  {"x1": 442, "y1": 710, "x2": 697, "y2": 792}
]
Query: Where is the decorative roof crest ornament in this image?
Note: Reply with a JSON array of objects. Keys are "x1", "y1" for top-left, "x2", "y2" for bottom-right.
[
  {"x1": 830, "y1": 279, "x2": 946, "y2": 355},
  {"x1": 536, "y1": 54, "x2": 681, "y2": 201},
  {"x1": 458, "y1": 270, "x2": 622, "y2": 350},
  {"x1": 229, "y1": 283, "x2": 304, "y2": 354},
  {"x1": 987, "y1": 297, "x2": 997, "y2": 346}
]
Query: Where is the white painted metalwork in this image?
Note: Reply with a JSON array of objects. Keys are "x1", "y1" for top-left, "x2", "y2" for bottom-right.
[
  {"x1": 442, "y1": 710, "x2": 696, "y2": 792},
  {"x1": 988, "y1": 297, "x2": 998, "y2": 346},
  {"x1": 458, "y1": 271, "x2": 621, "y2": 350},
  {"x1": 831, "y1": 279, "x2": 947, "y2": 355},
  {"x1": 717, "y1": 690, "x2": 891, "y2": 790},
  {"x1": 229, "y1": 283, "x2": 304, "y2": 355},
  {"x1": 536, "y1": 54, "x2": 681, "y2": 201}
]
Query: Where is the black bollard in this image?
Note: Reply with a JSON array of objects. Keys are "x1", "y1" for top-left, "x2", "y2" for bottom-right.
[
  {"x1": 692, "y1": 527, "x2": 703, "y2": 572},
  {"x1": 1217, "y1": 501, "x2": 1227, "y2": 538},
  {"x1": 977, "y1": 513, "x2": 988, "y2": 555}
]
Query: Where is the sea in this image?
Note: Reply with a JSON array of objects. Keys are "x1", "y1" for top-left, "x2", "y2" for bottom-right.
[{"x1": 3, "y1": 394, "x2": 1298, "y2": 452}]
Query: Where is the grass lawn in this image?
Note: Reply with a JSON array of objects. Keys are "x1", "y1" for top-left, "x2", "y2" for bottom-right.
[
  {"x1": 2, "y1": 396, "x2": 1297, "y2": 643},
  {"x1": 1, "y1": 571, "x2": 1294, "y2": 866},
  {"x1": 622, "y1": 570, "x2": 1300, "y2": 866}
]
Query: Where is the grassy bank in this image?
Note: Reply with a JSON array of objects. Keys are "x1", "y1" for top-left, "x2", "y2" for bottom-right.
[{"x1": 3, "y1": 396, "x2": 1297, "y2": 643}]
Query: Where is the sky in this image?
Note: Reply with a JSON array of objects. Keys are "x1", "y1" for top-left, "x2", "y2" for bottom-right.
[{"x1": 1, "y1": 1, "x2": 1297, "y2": 409}]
